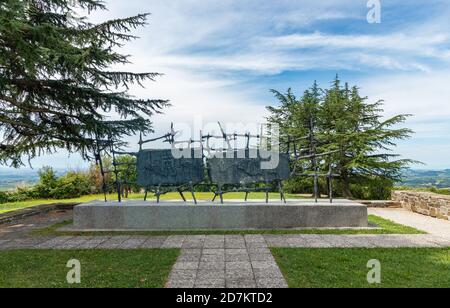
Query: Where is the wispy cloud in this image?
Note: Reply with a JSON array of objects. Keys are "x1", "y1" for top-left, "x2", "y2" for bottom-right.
[
  {"x1": 10, "y1": 0, "x2": 450, "y2": 169},
  {"x1": 260, "y1": 32, "x2": 448, "y2": 54}
]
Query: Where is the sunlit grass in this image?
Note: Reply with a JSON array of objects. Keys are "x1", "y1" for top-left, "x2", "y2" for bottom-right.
[
  {"x1": 31, "y1": 215, "x2": 425, "y2": 237},
  {"x1": 0, "y1": 249, "x2": 179, "y2": 288},
  {"x1": 272, "y1": 248, "x2": 450, "y2": 288},
  {"x1": 0, "y1": 192, "x2": 306, "y2": 214}
]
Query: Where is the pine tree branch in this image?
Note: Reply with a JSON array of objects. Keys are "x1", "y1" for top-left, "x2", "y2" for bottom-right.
[{"x1": 0, "y1": 94, "x2": 83, "y2": 120}]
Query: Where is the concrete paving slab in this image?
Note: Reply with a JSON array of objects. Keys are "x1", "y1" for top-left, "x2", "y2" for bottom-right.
[
  {"x1": 96, "y1": 236, "x2": 130, "y2": 249},
  {"x1": 201, "y1": 254, "x2": 225, "y2": 262},
  {"x1": 199, "y1": 261, "x2": 225, "y2": 270},
  {"x1": 161, "y1": 235, "x2": 186, "y2": 248},
  {"x1": 253, "y1": 268, "x2": 284, "y2": 280},
  {"x1": 226, "y1": 261, "x2": 253, "y2": 270},
  {"x1": 226, "y1": 253, "x2": 250, "y2": 262},
  {"x1": 202, "y1": 248, "x2": 225, "y2": 256},
  {"x1": 226, "y1": 279, "x2": 257, "y2": 288},
  {"x1": 225, "y1": 269, "x2": 254, "y2": 280},
  {"x1": 169, "y1": 270, "x2": 198, "y2": 281},
  {"x1": 173, "y1": 262, "x2": 200, "y2": 270},
  {"x1": 167, "y1": 279, "x2": 195, "y2": 288},
  {"x1": 197, "y1": 270, "x2": 225, "y2": 280},
  {"x1": 195, "y1": 279, "x2": 226, "y2": 288},
  {"x1": 140, "y1": 236, "x2": 167, "y2": 248},
  {"x1": 256, "y1": 278, "x2": 288, "y2": 288},
  {"x1": 35, "y1": 236, "x2": 73, "y2": 249}
]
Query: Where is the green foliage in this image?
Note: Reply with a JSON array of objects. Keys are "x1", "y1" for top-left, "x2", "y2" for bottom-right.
[
  {"x1": 273, "y1": 248, "x2": 450, "y2": 288},
  {"x1": 0, "y1": 0, "x2": 168, "y2": 167},
  {"x1": 348, "y1": 177, "x2": 394, "y2": 200},
  {"x1": 115, "y1": 155, "x2": 139, "y2": 194},
  {"x1": 0, "y1": 185, "x2": 34, "y2": 203},
  {"x1": 283, "y1": 176, "x2": 393, "y2": 200},
  {"x1": 427, "y1": 187, "x2": 450, "y2": 195},
  {"x1": 0, "y1": 249, "x2": 180, "y2": 288},
  {"x1": 283, "y1": 177, "x2": 314, "y2": 194},
  {"x1": 34, "y1": 166, "x2": 58, "y2": 198},
  {"x1": 51, "y1": 171, "x2": 93, "y2": 199},
  {"x1": 0, "y1": 166, "x2": 94, "y2": 202},
  {"x1": 268, "y1": 76, "x2": 416, "y2": 199}
]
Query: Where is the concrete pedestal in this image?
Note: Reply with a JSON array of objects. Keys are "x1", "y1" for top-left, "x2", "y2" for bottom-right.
[{"x1": 72, "y1": 200, "x2": 368, "y2": 231}]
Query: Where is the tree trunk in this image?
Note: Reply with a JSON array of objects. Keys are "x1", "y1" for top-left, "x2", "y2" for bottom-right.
[
  {"x1": 341, "y1": 170, "x2": 353, "y2": 198},
  {"x1": 326, "y1": 176, "x2": 331, "y2": 197}
]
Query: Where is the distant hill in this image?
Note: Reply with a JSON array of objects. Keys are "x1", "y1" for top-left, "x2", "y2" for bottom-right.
[
  {"x1": 1, "y1": 168, "x2": 450, "y2": 191},
  {"x1": 0, "y1": 168, "x2": 65, "y2": 191},
  {"x1": 0, "y1": 169, "x2": 40, "y2": 190},
  {"x1": 399, "y1": 169, "x2": 450, "y2": 188}
]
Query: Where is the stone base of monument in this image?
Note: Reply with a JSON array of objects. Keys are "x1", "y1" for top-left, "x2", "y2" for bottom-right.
[{"x1": 70, "y1": 200, "x2": 369, "y2": 231}]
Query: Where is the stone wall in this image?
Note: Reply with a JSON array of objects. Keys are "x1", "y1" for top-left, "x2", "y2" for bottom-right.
[{"x1": 392, "y1": 191, "x2": 450, "y2": 220}]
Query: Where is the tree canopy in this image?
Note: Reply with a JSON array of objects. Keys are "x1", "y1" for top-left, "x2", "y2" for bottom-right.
[
  {"x1": 0, "y1": 0, "x2": 168, "y2": 167},
  {"x1": 267, "y1": 76, "x2": 416, "y2": 198}
]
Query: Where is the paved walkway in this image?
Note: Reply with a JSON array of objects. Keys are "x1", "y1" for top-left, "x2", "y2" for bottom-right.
[
  {"x1": 369, "y1": 208, "x2": 450, "y2": 240},
  {"x1": 1, "y1": 207, "x2": 450, "y2": 288},
  {"x1": 1, "y1": 234, "x2": 449, "y2": 251},
  {"x1": 166, "y1": 235, "x2": 287, "y2": 288}
]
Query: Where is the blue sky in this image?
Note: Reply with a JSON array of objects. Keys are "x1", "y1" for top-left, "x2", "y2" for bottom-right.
[{"x1": 3, "y1": 0, "x2": 450, "y2": 171}]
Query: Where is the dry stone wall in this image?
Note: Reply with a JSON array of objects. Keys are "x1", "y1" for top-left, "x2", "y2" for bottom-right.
[{"x1": 392, "y1": 191, "x2": 450, "y2": 221}]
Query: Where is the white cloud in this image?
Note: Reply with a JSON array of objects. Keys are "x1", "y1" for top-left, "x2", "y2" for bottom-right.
[
  {"x1": 359, "y1": 71, "x2": 450, "y2": 167},
  {"x1": 6, "y1": 0, "x2": 450, "y2": 169},
  {"x1": 361, "y1": 71, "x2": 450, "y2": 121},
  {"x1": 84, "y1": 0, "x2": 450, "y2": 75},
  {"x1": 131, "y1": 68, "x2": 268, "y2": 132},
  {"x1": 261, "y1": 32, "x2": 448, "y2": 53}
]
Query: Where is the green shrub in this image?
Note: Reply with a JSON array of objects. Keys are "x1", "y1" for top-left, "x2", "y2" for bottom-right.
[
  {"x1": 283, "y1": 177, "x2": 314, "y2": 194},
  {"x1": 34, "y1": 166, "x2": 58, "y2": 198},
  {"x1": 50, "y1": 171, "x2": 93, "y2": 199},
  {"x1": 0, "y1": 168, "x2": 97, "y2": 203},
  {"x1": 0, "y1": 186, "x2": 35, "y2": 203},
  {"x1": 0, "y1": 191, "x2": 8, "y2": 203},
  {"x1": 349, "y1": 177, "x2": 394, "y2": 200},
  {"x1": 428, "y1": 187, "x2": 450, "y2": 195}
]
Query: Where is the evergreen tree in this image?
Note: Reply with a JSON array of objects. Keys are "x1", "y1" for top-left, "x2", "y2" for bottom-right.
[
  {"x1": 321, "y1": 76, "x2": 415, "y2": 197},
  {"x1": 0, "y1": 0, "x2": 168, "y2": 167},
  {"x1": 268, "y1": 83, "x2": 325, "y2": 197},
  {"x1": 268, "y1": 77, "x2": 416, "y2": 198}
]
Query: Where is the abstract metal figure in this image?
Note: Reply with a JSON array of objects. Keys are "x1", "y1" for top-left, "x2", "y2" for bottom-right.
[
  {"x1": 201, "y1": 123, "x2": 291, "y2": 204},
  {"x1": 94, "y1": 122, "x2": 339, "y2": 205},
  {"x1": 137, "y1": 148, "x2": 203, "y2": 204}
]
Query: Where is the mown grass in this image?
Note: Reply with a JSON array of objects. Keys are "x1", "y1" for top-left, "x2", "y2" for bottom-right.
[
  {"x1": 0, "y1": 192, "x2": 306, "y2": 214},
  {"x1": 30, "y1": 215, "x2": 425, "y2": 237},
  {"x1": 272, "y1": 248, "x2": 450, "y2": 288},
  {"x1": 0, "y1": 249, "x2": 179, "y2": 288}
]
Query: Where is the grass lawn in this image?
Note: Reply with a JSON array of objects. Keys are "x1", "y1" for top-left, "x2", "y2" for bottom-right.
[
  {"x1": 0, "y1": 249, "x2": 179, "y2": 288},
  {"x1": 272, "y1": 248, "x2": 450, "y2": 288},
  {"x1": 30, "y1": 215, "x2": 424, "y2": 237},
  {"x1": 0, "y1": 192, "x2": 305, "y2": 214}
]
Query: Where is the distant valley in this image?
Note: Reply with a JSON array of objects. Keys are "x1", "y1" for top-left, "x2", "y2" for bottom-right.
[
  {"x1": 0, "y1": 169, "x2": 66, "y2": 191},
  {"x1": 0, "y1": 169, "x2": 40, "y2": 190},
  {"x1": 0, "y1": 168, "x2": 450, "y2": 191},
  {"x1": 399, "y1": 169, "x2": 450, "y2": 189}
]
